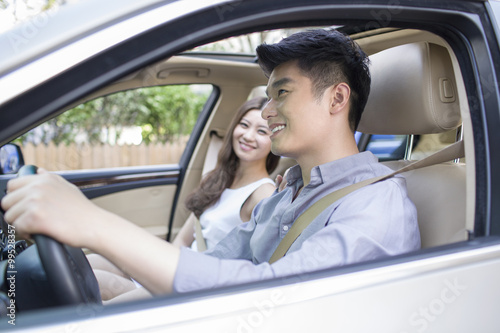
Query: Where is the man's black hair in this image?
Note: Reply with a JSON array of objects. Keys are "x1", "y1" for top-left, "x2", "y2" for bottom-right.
[{"x1": 256, "y1": 29, "x2": 371, "y2": 132}]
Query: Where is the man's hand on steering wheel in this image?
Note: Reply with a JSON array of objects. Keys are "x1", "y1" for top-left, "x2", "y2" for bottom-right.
[{"x1": 1, "y1": 165, "x2": 101, "y2": 307}]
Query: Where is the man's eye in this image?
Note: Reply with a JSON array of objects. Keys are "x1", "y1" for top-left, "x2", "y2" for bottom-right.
[{"x1": 278, "y1": 89, "x2": 287, "y2": 96}]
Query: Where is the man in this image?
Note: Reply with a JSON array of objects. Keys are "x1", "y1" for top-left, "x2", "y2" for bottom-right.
[{"x1": 1, "y1": 29, "x2": 420, "y2": 296}]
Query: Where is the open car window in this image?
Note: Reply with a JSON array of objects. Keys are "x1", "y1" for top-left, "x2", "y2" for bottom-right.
[{"x1": 13, "y1": 84, "x2": 213, "y2": 171}]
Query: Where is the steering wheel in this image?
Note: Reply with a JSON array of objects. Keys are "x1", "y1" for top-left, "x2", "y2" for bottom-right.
[{"x1": 16, "y1": 165, "x2": 102, "y2": 308}]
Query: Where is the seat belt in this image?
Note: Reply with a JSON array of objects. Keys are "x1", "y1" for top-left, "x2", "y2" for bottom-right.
[
  {"x1": 193, "y1": 213, "x2": 207, "y2": 252},
  {"x1": 268, "y1": 140, "x2": 465, "y2": 264},
  {"x1": 193, "y1": 130, "x2": 224, "y2": 252},
  {"x1": 202, "y1": 130, "x2": 224, "y2": 177}
]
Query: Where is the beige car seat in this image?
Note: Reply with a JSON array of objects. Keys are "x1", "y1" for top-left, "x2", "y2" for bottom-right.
[{"x1": 358, "y1": 42, "x2": 467, "y2": 248}]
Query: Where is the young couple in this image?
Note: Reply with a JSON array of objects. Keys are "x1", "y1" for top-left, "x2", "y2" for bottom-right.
[
  {"x1": 1, "y1": 29, "x2": 420, "y2": 300},
  {"x1": 91, "y1": 95, "x2": 279, "y2": 301}
]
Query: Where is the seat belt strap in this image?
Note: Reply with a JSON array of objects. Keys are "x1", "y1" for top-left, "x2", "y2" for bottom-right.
[
  {"x1": 202, "y1": 130, "x2": 224, "y2": 176},
  {"x1": 193, "y1": 213, "x2": 207, "y2": 252},
  {"x1": 268, "y1": 140, "x2": 465, "y2": 264},
  {"x1": 192, "y1": 131, "x2": 224, "y2": 252}
]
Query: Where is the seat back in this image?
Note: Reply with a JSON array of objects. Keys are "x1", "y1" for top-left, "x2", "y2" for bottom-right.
[
  {"x1": 358, "y1": 42, "x2": 467, "y2": 248},
  {"x1": 383, "y1": 160, "x2": 468, "y2": 247}
]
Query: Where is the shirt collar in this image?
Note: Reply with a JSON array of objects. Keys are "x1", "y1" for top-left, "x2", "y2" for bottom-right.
[{"x1": 285, "y1": 151, "x2": 379, "y2": 188}]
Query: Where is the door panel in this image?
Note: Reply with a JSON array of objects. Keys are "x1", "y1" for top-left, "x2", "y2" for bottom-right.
[
  {"x1": 61, "y1": 165, "x2": 181, "y2": 240},
  {"x1": 91, "y1": 184, "x2": 176, "y2": 239}
]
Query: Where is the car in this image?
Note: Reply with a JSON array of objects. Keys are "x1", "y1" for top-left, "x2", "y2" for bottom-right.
[{"x1": 1, "y1": 0, "x2": 500, "y2": 331}]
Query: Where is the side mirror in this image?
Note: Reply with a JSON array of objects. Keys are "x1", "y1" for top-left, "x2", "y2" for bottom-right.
[{"x1": 0, "y1": 143, "x2": 25, "y2": 175}]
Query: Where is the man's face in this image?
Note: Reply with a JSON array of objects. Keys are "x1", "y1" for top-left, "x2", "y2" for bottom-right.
[{"x1": 262, "y1": 61, "x2": 331, "y2": 162}]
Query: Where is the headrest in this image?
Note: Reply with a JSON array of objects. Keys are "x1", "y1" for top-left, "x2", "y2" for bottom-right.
[{"x1": 357, "y1": 42, "x2": 462, "y2": 135}]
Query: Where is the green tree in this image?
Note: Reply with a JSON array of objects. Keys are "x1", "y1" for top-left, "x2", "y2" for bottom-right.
[
  {"x1": 136, "y1": 85, "x2": 207, "y2": 144},
  {"x1": 15, "y1": 85, "x2": 209, "y2": 145}
]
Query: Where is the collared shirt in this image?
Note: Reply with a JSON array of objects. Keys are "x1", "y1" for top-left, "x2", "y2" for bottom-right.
[{"x1": 173, "y1": 152, "x2": 420, "y2": 292}]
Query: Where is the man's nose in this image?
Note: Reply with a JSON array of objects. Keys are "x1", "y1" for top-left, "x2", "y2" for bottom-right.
[{"x1": 261, "y1": 99, "x2": 276, "y2": 120}]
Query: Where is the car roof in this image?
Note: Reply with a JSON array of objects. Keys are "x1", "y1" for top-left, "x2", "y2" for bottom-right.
[
  {"x1": 0, "y1": 0, "x2": 232, "y2": 77},
  {"x1": 1, "y1": 0, "x2": 489, "y2": 77},
  {"x1": 0, "y1": 0, "x2": 236, "y2": 107}
]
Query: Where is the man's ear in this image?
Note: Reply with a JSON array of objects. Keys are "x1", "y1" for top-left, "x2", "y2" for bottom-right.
[{"x1": 329, "y1": 82, "x2": 350, "y2": 115}]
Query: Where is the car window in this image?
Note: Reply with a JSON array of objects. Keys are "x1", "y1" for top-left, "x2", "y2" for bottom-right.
[
  {"x1": 12, "y1": 84, "x2": 212, "y2": 171},
  {"x1": 411, "y1": 130, "x2": 459, "y2": 160},
  {"x1": 356, "y1": 132, "x2": 408, "y2": 161},
  {"x1": 357, "y1": 130, "x2": 461, "y2": 162}
]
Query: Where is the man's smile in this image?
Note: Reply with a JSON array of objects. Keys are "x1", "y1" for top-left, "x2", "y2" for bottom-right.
[
  {"x1": 269, "y1": 124, "x2": 286, "y2": 137},
  {"x1": 271, "y1": 125, "x2": 285, "y2": 133}
]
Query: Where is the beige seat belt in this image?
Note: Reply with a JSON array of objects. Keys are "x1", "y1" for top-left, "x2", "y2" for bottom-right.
[
  {"x1": 193, "y1": 130, "x2": 224, "y2": 252},
  {"x1": 269, "y1": 140, "x2": 465, "y2": 264},
  {"x1": 194, "y1": 213, "x2": 207, "y2": 252}
]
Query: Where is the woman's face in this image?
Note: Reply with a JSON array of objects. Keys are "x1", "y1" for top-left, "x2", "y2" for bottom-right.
[{"x1": 232, "y1": 109, "x2": 272, "y2": 165}]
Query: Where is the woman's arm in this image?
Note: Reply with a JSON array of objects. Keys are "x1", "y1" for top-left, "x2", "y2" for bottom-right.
[
  {"x1": 240, "y1": 182, "x2": 275, "y2": 222},
  {"x1": 171, "y1": 213, "x2": 196, "y2": 248}
]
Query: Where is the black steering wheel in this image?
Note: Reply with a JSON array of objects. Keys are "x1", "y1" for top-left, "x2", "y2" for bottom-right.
[{"x1": 14, "y1": 165, "x2": 102, "y2": 310}]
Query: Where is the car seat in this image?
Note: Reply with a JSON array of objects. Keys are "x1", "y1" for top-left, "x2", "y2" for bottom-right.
[{"x1": 358, "y1": 42, "x2": 468, "y2": 248}]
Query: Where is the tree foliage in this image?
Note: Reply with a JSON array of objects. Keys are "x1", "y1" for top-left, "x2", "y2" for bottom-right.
[
  {"x1": 135, "y1": 85, "x2": 208, "y2": 144},
  {"x1": 16, "y1": 85, "x2": 209, "y2": 145}
]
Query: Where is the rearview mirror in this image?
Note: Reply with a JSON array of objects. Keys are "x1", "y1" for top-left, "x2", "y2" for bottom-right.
[{"x1": 0, "y1": 143, "x2": 25, "y2": 175}]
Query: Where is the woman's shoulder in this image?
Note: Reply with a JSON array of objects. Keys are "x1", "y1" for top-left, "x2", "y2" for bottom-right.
[
  {"x1": 239, "y1": 181, "x2": 276, "y2": 222},
  {"x1": 252, "y1": 177, "x2": 275, "y2": 187},
  {"x1": 245, "y1": 181, "x2": 275, "y2": 205},
  {"x1": 230, "y1": 177, "x2": 274, "y2": 191}
]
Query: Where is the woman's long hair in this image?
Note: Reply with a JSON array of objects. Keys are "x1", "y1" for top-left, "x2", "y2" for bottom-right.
[{"x1": 185, "y1": 96, "x2": 279, "y2": 218}]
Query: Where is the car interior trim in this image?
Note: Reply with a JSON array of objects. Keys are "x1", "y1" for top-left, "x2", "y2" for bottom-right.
[{"x1": 71, "y1": 170, "x2": 180, "y2": 190}]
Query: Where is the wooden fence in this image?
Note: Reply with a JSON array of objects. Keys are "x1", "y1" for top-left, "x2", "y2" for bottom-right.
[{"x1": 20, "y1": 138, "x2": 189, "y2": 171}]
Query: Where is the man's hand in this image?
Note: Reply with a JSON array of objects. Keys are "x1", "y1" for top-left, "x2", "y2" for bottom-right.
[
  {"x1": 1, "y1": 168, "x2": 103, "y2": 248},
  {"x1": 1, "y1": 168, "x2": 180, "y2": 295}
]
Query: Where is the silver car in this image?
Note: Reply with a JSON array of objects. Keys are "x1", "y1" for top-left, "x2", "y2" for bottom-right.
[{"x1": 1, "y1": 0, "x2": 500, "y2": 331}]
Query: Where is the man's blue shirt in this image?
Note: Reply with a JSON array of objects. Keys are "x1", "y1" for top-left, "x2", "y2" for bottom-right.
[{"x1": 173, "y1": 151, "x2": 420, "y2": 292}]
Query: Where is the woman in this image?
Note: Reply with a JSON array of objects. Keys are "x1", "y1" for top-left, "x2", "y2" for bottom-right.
[
  {"x1": 173, "y1": 96, "x2": 279, "y2": 250},
  {"x1": 90, "y1": 96, "x2": 279, "y2": 301}
]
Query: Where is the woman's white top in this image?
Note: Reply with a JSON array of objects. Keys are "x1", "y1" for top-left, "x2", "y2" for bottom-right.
[{"x1": 191, "y1": 177, "x2": 274, "y2": 251}]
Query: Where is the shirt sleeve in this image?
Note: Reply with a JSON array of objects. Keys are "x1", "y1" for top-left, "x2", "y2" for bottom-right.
[{"x1": 173, "y1": 178, "x2": 420, "y2": 293}]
